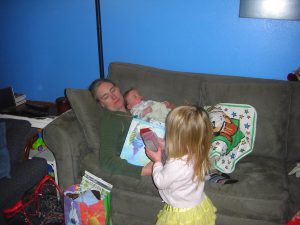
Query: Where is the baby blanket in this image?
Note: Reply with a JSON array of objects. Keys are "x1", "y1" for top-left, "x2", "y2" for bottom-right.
[{"x1": 206, "y1": 103, "x2": 257, "y2": 173}]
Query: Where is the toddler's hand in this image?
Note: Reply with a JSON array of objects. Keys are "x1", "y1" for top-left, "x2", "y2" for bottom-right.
[{"x1": 146, "y1": 147, "x2": 162, "y2": 163}]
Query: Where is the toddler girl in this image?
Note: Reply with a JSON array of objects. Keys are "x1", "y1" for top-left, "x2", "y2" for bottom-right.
[{"x1": 146, "y1": 105, "x2": 216, "y2": 225}]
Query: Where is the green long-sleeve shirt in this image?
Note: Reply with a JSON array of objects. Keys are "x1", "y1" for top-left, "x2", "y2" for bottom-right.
[{"x1": 99, "y1": 109, "x2": 142, "y2": 178}]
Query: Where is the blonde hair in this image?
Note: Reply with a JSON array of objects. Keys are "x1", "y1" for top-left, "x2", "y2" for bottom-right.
[{"x1": 165, "y1": 105, "x2": 213, "y2": 182}]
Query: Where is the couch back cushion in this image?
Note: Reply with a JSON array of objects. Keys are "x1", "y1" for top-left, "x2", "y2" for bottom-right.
[
  {"x1": 108, "y1": 62, "x2": 292, "y2": 160},
  {"x1": 108, "y1": 62, "x2": 201, "y2": 106},
  {"x1": 199, "y1": 78, "x2": 290, "y2": 160}
]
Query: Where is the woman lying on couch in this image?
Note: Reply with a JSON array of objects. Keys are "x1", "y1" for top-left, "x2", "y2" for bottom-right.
[{"x1": 89, "y1": 78, "x2": 175, "y2": 178}]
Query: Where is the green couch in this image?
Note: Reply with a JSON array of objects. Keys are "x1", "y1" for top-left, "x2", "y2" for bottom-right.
[{"x1": 43, "y1": 62, "x2": 300, "y2": 225}]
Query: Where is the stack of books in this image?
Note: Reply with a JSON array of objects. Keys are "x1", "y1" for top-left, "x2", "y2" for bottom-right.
[{"x1": 14, "y1": 93, "x2": 26, "y2": 106}]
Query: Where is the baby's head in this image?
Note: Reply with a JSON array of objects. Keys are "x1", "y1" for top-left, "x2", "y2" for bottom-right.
[{"x1": 123, "y1": 88, "x2": 144, "y2": 110}]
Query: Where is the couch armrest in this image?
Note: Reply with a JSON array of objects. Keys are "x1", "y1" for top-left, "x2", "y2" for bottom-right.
[{"x1": 43, "y1": 110, "x2": 89, "y2": 189}]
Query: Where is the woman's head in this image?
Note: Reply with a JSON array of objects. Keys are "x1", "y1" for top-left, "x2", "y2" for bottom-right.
[
  {"x1": 89, "y1": 78, "x2": 126, "y2": 112},
  {"x1": 165, "y1": 105, "x2": 213, "y2": 182}
]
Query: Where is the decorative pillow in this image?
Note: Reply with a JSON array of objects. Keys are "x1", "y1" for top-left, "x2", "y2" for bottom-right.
[
  {"x1": 205, "y1": 103, "x2": 257, "y2": 173},
  {"x1": 0, "y1": 121, "x2": 11, "y2": 179},
  {"x1": 65, "y1": 88, "x2": 103, "y2": 153}
]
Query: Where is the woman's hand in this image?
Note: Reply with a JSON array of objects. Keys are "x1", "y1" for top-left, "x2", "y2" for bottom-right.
[{"x1": 163, "y1": 101, "x2": 176, "y2": 109}]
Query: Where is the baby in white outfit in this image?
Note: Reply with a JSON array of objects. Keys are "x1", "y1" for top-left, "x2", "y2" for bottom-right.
[{"x1": 124, "y1": 88, "x2": 174, "y2": 123}]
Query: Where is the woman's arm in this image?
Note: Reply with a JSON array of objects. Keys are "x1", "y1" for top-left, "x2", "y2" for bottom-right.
[{"x1": 99, "y1": 111, "x2": 143, "y2": 178}]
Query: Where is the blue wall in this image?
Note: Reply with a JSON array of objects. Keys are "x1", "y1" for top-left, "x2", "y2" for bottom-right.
[
  {"x1": 0, "y1": 0, "x2": 99, "y2": 101},
  {"x1": 1, "y1": 0, "x2": 300, "y2": 101}
]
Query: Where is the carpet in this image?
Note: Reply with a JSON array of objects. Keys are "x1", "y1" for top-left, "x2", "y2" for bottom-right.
[{"x1": 5, "y1": 179, "x2": 64, "y2": 225}]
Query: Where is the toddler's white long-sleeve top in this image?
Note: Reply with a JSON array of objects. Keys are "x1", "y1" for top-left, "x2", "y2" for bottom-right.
[{"x1": 152, "y1": 155, "x2": 205, "y2": 208}]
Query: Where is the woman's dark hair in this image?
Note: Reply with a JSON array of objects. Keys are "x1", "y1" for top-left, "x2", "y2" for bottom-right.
[{"x1": 89, "y1": 78, "x2": 116, "y2": 102}]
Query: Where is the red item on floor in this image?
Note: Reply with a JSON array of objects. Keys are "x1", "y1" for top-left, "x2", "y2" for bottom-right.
[
  {"x1": 3, "y1": 175, "x2": 62, "y2": 225},
  {"x1": 287, "y1": 211, "x2": 300, "y2": 225}
]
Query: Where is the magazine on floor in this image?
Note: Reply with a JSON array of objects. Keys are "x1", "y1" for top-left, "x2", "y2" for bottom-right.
[{"x1": 80, "y1": 170, "x2": 113, "y2": 199}]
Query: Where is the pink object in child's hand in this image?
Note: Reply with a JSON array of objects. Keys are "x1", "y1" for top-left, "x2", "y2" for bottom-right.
[{"x1": 140, "y1": 128, "x2": 159, "y2": 152}]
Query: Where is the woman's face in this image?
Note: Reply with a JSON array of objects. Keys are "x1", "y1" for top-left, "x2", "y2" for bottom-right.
[{"x1": 96, "y1": 82, "x2": 126, "y2": 112}]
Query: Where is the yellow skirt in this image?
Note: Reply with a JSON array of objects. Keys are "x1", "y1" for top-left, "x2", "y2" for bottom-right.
[{"x1": 155, "y1": 195, "x2": 216, "y2": 225}]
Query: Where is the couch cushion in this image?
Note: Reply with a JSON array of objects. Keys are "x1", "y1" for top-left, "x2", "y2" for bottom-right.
[
  {"x1": 81, "y1": 152, "x2": 159, "y2": 196},
  {"x1": 205, "y1": 156, "x2": 289, "y2": 224},
  {"x1": 0, "y1": 121, "x2": 10, "y2": 179},
  {"x1": 83, "y1": 151, "x2": 289, "y2": 224},
  {"x1": 200, "y1": 80, "x2": 290, "y2": 160},
  {"x1": 215, "y1": 214, "x2": 282, "y2": 225},
  {"x1": 66, "y1": 88, "x2": 103, "y2": 153}
]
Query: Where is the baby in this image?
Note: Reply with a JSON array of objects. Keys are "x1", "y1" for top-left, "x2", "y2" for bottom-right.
[{"x1": 123, "y1": 88, "x2": 174, "y2": 123}]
